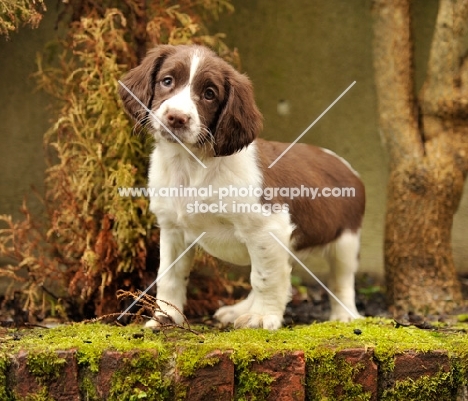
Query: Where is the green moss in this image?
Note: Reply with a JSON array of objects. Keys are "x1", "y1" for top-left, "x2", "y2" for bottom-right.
[
  {"x1": 227, "y1": 342, "x2": 275, "y2": 401},
  {"x1": 457, "y1": 314, "x2": 468, "y2": 323},
  {"x1": 175, "y1": 346, "x2": 222, "y2": 375},
  {"x1": 4, "y1": 323, "x2": 168, "y2": 373},
  {"x1": 236, "y1": 370, "x2": 274, "y2": 400},
  {"x1": 108, "y1": 351, "x2": 171, "y2": 401},
  {"x1": 306, "y1": 346, "x2": 371, "y2": 400},
  {"x1": 27, "y1": 351, "x2": 66, "y2": 382},
  {"x1": 79, "y1": 373, "x2": 100, "y2": 401},
  {"x1": 174, "y1": 318, "x2": 438, "y2": 377},
  {"x1": 0, "y1": 353, "x2": 12, "y2": 401},
  {"x1": 21, "y1": 387, "x2": 54, "y2": 401},
  {"x1": 381, "y1": 371, "x2": 456, "y2": 400}
]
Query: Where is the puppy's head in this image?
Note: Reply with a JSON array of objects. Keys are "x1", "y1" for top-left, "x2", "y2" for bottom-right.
[{"x1": 118, "y1": 45, "x2": 263, "y2": 156}]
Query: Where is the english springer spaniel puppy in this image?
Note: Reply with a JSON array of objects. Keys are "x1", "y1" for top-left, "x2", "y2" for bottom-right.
[{"x1": 119, "y1": 45, "x2": 365, "y2": 330}]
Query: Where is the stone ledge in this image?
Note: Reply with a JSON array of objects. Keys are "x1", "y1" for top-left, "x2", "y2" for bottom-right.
[
  {"x1": 1, "y1": 319, "x2": 468, "y2": 400},
  {"x1": 2, "y1": 348, "x2": 462, "y2": 400}
]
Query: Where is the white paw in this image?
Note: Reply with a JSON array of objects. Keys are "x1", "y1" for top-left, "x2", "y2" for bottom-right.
[
  {"x1": 214, "y1": 297, "x2": 253, "y2": 325},
  {"x1": 144, "y1": 309, "x2": 184, "y2": 329},
  {"x1": 145, "y1": 318, "x2": 162, "y2": 329},
  {"x1": 329, "y1": 309, "x2": 363, "y2": 322},
  {"x1": 214, "y1": 305, "x2": 240, "y2": 325},
  {"x1": 153, "y1": 298, "x2": 187, "y2": 325},
  {"x1": 214, "y1": 304, "x2": 246, "y2": 325},
  {"x1": 233, "y1": 313, "x2": 283, "y2": 330}
]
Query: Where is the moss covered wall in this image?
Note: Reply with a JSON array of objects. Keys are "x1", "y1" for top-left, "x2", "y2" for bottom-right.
[{"x1": 2, "y1": 320, "x2": 468, "y2": 400}]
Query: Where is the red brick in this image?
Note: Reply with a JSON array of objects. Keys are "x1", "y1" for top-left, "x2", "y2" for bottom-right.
[
  {"x1": 250, "y1": 350, "x2": 306, "y2": 401},
  {"x1": 379, "y1": 350, "x2": 451, "y2": 396},
  {"x1": 336, "y1": 348, "x2": 378, "y2": 401},
  {"x1": 7, "y1": 350, "x2": 41, "y2": 397},
  {"x1": 96, "y1": 350, "x2": 138, "y2": 399},
  {"x1": 96, "y1": 349, "x2": 169, "y2": 399},
  {"x1": 175, "y1": 350, "x2": 235, "y2": 400},
  {"x1": 393, "y1": 350, "x2": 450, "y2": 382},
  {"x1": 8, "y1": 349, "x2": 80, "y2": 401},
  {"x1": 48, "y1": 350, "x2": 80, "y2": 401}
]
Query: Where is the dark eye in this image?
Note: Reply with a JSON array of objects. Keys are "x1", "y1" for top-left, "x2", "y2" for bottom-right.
[
  {"x1": 204, "y1": 88, "x2": 216, "y2": 101},
  {"x1": 161, "y1": 76, "x2": 173, "y2": 87}
]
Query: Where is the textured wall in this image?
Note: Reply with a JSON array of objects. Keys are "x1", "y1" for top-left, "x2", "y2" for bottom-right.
[{"x1": 0, "y1": 2, "x2": 58, "y2": 220}]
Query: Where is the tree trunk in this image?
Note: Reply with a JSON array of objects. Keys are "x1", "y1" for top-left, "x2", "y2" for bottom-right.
[
  {"x1": 373, "y1": 0, "x2": 468, "y2": 316},
  {"x1": 385, "y1": 151, "x2": 464, "y2": 315}
]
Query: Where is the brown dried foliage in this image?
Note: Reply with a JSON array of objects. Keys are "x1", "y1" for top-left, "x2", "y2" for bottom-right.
[{"x1": 0, "y1": 0, "x2": 45, "y2": 38}]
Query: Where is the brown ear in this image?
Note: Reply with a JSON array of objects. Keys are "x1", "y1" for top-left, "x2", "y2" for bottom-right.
[
  {"x1": 118, "y1": 45, "x2": 176, "y2": 124},
  {"x1": 213, "y1": 70, "x2": 263, "y2": 156}
]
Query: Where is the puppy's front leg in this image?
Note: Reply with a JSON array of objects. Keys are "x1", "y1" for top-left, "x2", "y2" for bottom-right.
[
  {"x1": 145, "y1": 227, "x2": 194, "y2": 327},
  {"x1": 234, "y1": 228, "x2": 292, "y2": 330}
]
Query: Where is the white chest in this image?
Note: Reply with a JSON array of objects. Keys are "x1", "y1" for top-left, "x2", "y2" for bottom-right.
[{"x1": 147, "y1": 143, "x2": 263, "y2": 265}]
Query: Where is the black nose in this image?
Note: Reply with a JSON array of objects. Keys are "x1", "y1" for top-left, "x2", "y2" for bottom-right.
[{"x1": 166, "y1": 111, "x2": 190, "y2": 129}]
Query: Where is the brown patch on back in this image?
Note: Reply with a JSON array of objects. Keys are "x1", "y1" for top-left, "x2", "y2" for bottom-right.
[{"x1": 257, "y1": 139, "x2": 365, "y2": 250}]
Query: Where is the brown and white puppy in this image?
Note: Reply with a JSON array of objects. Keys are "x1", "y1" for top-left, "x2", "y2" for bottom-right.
[{"x1": 119, "y1": 45, "x2": 365, "y2": 329}]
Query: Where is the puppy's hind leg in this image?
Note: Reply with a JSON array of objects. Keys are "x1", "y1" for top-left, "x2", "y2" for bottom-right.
[{"x1": 326, "y1": 229, "x2": 361, "y2": 322}]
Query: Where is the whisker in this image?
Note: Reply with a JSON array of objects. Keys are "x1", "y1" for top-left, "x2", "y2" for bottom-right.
[
  {"x1": 132, "y1": 112, "x2": 154, "y2": 137},
  {"x1": 197, "y1": 125, "x2": 215, "y2": 153},
  {"x1": 197, "y1": 115, "x2": 216, "y2": 152}
]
